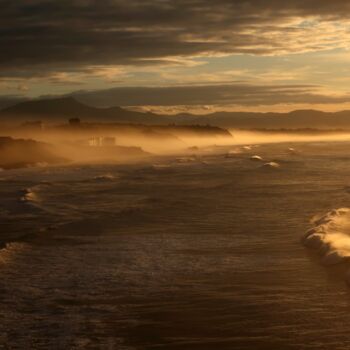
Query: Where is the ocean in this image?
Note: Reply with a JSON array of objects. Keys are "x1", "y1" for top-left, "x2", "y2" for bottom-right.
[{"x1": 1, "y1": 141, "x2": 350, "y2": 349}]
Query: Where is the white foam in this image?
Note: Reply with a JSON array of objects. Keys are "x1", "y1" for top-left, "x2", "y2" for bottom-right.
[
  {"x1": 287, "y1": 147, "x2": 298, "y2": 155},
  {"x1": 176, "y1": 156, "x2": 198, "y2": 163},
  {"x1": 21, "y1": 187, "x2": 41, "y2": 203},
  {"x1": 0, "y1": 242, "x2": 29, "y2": 265},
  {"x1": 250, "y1": 155, "x2": 263, "y2": 161},
  {"x1": 262, "y1": 161, "x2": 280, "y2": 168},
  {"x1": 302, "y1": 208, "x2": 350, "y2": 266},
  {"x1": 93, "y1": 173, "x2": 116, "y2": 181},
  {"x1": 225, "y1": 149, "x2": 241, "y2": 158}
]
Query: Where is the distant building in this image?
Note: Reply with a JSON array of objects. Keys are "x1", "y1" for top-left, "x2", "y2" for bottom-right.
[
  {"x1": 88, "y1": 137, "x2": 101, "y2": 147},
  {"x1": 87, "y1": 137, "x2": 116, "y2": 147}
]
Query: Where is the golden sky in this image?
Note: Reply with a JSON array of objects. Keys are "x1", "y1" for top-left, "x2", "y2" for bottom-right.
[{"x1": 2, "y1": 0, "x2": 350, "y2": 112}]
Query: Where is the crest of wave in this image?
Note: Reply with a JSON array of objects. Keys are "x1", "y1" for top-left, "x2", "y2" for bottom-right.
[
  {"x1": 302, "y1": 208, "x2": 350, "y2": 266},
  {"x1": 20, "y1": 186, "x2": 41, "y2": 203},
  {"x1": 92, "y1": 173, "x2": 116, "y2": 181}
]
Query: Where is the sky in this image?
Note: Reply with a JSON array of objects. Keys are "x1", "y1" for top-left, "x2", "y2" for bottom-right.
[{"x1": 2, "y1": 0, "x2": 350, "y2": 113}]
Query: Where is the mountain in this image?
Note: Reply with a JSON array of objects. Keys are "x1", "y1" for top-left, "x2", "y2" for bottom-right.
[
  {"x1": 3, "y1": 97, "x2": 350, "y2": 130},
  {"x1": 172, "y1": 109, "x2": 350, "y2": 129},
  {"x1": 0, "y1": 97, "x2": 167, "y2": 125}
]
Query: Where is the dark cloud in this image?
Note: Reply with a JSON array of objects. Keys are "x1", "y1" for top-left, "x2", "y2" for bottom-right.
[
  {"x1": 1, "y1": 0, "x2": 350, "y2": 78},
  {"x1": 70, "y1": 83, "x2": 350, "y2": 107}
]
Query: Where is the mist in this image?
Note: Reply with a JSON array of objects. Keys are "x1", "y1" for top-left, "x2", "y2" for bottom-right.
[
  {"x1": 5, "y1": 116, "x2": 350, "y2": 171},
  {"x1": 231, "y1": 129, "x2": 350, "y2": 145},
  {"x1": 0, "y1": 121, "x2": 235, "y2": 168}
]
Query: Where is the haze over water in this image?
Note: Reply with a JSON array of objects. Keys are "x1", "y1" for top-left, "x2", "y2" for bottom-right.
[{"x1": 1, "y1": 141, "x2": 350, "y2": 349}]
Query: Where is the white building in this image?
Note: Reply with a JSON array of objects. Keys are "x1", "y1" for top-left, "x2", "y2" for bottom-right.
[{"x1": 88, "y1": 137, "x2": 116, "y2": 147}]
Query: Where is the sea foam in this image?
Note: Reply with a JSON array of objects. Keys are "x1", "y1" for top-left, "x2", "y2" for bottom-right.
[
  {"x1": 250, "y1": 155, "x2": 263, "y2": 161},
  {"x1": 302, "y1": 208, "x2": 350, "y2": 266},
  {"x1": 262, "y1": 161, "x2": 280, "y2": 169},
  {"x1": 92, "y1": 173, "x2": 116, "y2": 181},
  {"x1": 20, "y1": 187, "x2": 41, "y2": 203}
]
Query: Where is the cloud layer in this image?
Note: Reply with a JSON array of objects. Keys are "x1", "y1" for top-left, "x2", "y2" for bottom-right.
[
  {"x1": 2, "y1": 0, "x2": 350, "y2": 110},
  {"x1": 2, "y1": 0, "x2": 350, "y2": 79},
  {"x1": 71, "y1": 83, "x2": 350, "y2": 108}
]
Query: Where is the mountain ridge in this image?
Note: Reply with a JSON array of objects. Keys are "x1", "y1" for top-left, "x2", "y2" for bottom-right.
[
  {"x1": 3, "y1": 97, "x2": 350, "y2": 129},
  {"x1": 0, "y1": 97, "x2": 167, "y2": 125}
]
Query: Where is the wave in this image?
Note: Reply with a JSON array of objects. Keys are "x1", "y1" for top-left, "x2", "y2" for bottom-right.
[
  {"x1": 287, "y1": 147, "x2": 297, "y2": 154},
  {"x1": 175, "y1": 156, "x2": 198, "y2": 163},
  {"x1": 261, "y1": 161, "x2": 280, "y2": 169},
  {"x1": 92, "y1": 173, "x2": 116, "y2": 181},
  {"x1": 150, "y1": 164, "x2": 174, "y2": 171},
  {"x1": 302, "y1": 208, "x2": 350, "y2": 266},
  {"x1": 250, "y1": 155, "x2": 263, "y2": 161},
  {"x1": 225, "y1": 149, "x2": 242, "y2": 158},
  {"x1": 19, "y1": 182, "x2": 52, "y2": 205},
  {"x1": 20, "y1": 186, "x2": 42, "y2": 203},
  {"x1": 0, "y1": 242, "x2": 29, "y2": 264}
]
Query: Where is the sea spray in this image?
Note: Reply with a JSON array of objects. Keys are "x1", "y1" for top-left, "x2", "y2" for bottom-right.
[
  {"x1": 262, "y1": 162, "x2": 280, "y2": 169},
  {"x1": 303, "y1": 208, "x2": 350, "y2": 266},
  {"x1": 20, "y1": 186, "x2": 41, "y2": 203},
  {"x1": 92, "y1": 173, "x2": 116, "y2": 181}
]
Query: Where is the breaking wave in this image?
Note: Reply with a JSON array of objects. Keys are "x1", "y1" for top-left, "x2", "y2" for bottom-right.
[
  {"x1": 250, "y1": 155, "x2": 263, "y2": 161},
  {"x1": 20, "y1": 186, "x2": 42, "y2": 203},
  {"x1": 261, "y1": 162, "x2": 280, "y2": 169},
  {"x1": 225, "y1": 149, "x2": 242, "y2": 158},
  {"x1": 92, "y1": 173, "x2": 116, "y2": 181},
  {"x1": 302, "y1": 208, "x2": 350, "y2": 266}
]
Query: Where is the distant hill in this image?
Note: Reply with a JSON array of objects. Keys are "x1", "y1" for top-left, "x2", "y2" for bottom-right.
[
  {"x1": 3, "y1": 97, "x2": 350, "y2": 129},
  {"x1": 171, "y1": 109, "x2": 350, "y2": 130},
  {"x1": 0, "y1": 97, "x2": 167, "y2": 125},
  {"x1": 1, "y1": 97, "x2": 88, "y2": 116}
]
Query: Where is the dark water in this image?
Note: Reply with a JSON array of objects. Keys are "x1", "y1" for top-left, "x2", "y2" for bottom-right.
[{"x1": 1, "y1": 142, "x2": 350, "y2": 349}]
